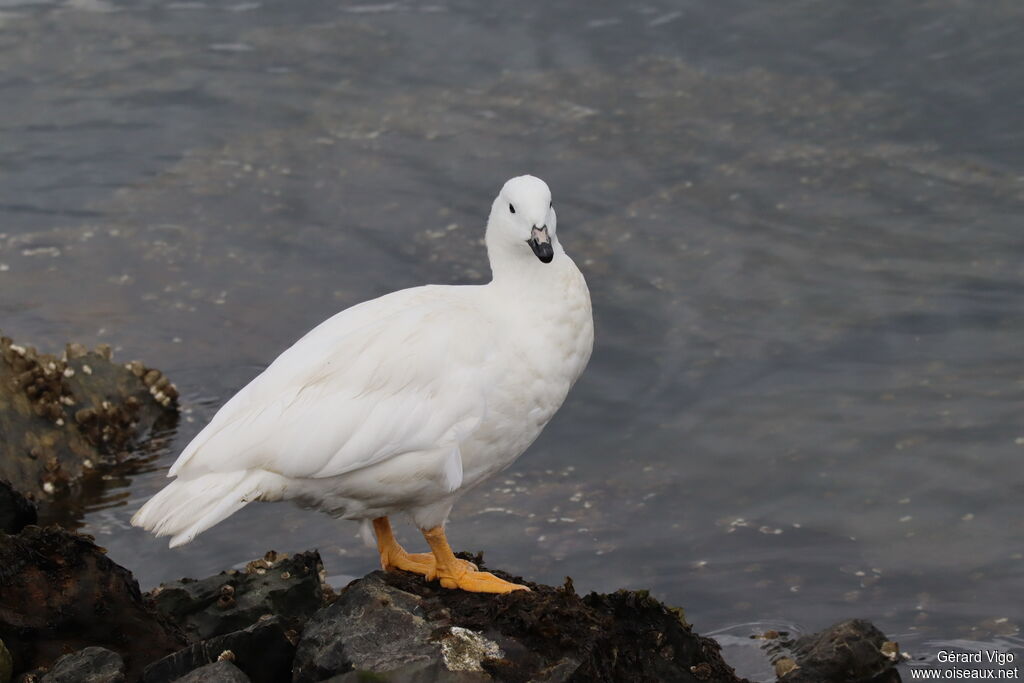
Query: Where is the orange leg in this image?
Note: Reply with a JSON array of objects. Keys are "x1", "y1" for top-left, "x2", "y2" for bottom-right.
[
  {"x1": 422, "y1": 525, "x2": 529, "y2": 594},
  {"x1": 372, "y1": 517, "x2": 476, "y2": 577},
  {"x1": 373, "y1": 517, "x2": 433, "y2": 575}
]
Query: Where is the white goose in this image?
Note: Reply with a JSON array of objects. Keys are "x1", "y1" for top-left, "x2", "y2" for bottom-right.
[{"x1": 132, "y1": 175, "x2": 593, "y2": 594}]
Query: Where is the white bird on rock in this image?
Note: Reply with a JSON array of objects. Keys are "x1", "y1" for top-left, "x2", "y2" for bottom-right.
[{"x1": 132, "y1": 175, "x2": 593, "y2": 594}]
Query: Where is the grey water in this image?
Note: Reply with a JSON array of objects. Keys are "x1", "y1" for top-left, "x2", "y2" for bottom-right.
[{"x1": 2, "y1": 1, "x2": 1023, "y2": 679}]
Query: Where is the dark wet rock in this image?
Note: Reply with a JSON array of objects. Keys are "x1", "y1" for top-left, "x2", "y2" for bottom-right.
[
  {"x1": 0, "y1": 480, "x2": 36, "y2": 534},
  {"x1": 148, "y1": 550, "x2": 328, "y2": 642},
  {"x1": 0, "y1": 335, "x2": 178, "y2": 500},
  {"x1": 764, "y1": 619, "x2": 902, "y2": 683},
  {"x1": 0, "y1": 526, "x2": 187, "y2": 681},
  {"x1": 292, "y1": 573, "x2": 442, "y2": 683},
  {"x1": 39, "y1": 646, "x2": 125, "y2": 683},
  {"x1": 169, "y1": 660, "x2": 251, "y2": 683},
  {"x1": 0, "y1": 531, "x2": 899, "y2": 683},
  {"x1": 142, "y1": 616, "x2": 294, "y2": 683},
  {"x1": 293, "y1": 567, "x2": 746, "y2": 683},
  {"x1": 320, "y1": 662, "x2": 489, "y2": 683},
  {"x1": 0, "y1": 640, "x2": 11, "y2": 683}
]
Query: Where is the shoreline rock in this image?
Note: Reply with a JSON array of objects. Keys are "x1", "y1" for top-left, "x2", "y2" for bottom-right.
[
  {"x1": 142, "y1": 617, "x2": 295, "y2": 683},
  {"x1": 0, "y1": 334, "x2": 178, "y2": 502},
  {"x1": 0, "y1": 481, "x2": 36, "y2": 535},
  {"x1": 763, "y1": 620, "x2": 904, "y2": 683},
  {"x1": 147, "y1": 550, "x2": 329, "y2": 642},
  {"x1": 38, "y1": 647, "x2": 125, "y2": 683},
  {"x1": 0, "y1": 526, "x2": 187, "y2": 681},
  {"x1": 0, "y1": 521, "x2": 905, "y2": 682},
  {"x1": 291, "y1": 569, "x2": 746, "y2": 683}
]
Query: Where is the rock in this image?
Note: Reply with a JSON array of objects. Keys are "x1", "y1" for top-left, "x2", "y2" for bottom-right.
[
  {"x1": 0, "y1": 529, "x2": 898, "y2": 683},
  {"x1": 142, "y1": 617, "x2": 294, "y2": 683},
  {"x1": 39, "y1": 646, "x2": 125, "y2": 683},
  {"x1": 765, "y1": 619, "x2": 902, "y2": 683},
  {"x1": 578, "y1": 588, "x2": 734, "y2": 682},
  {"x1": 320, "y1": 661, "x2": 489, "y2": 682},
  {"x1": 169, "y1": 660, "x2": 251, "y2": 683},
  {"x1": 292, "y1": 573, "x2": 443, "y2": 683},
  {"x1": 0, "y1": 526, "x2": 187, "y2": 680},
  {"x1": 0, "y1": 334, "x2": 178, "y2": 500},
  {"x1": 293, "y1": 567, "x2": 747, "y2": 683},
  {"x1": 0, "y1": 480, "x2": 36, "y2": 534},
  {"x1": 148, "y1": 550, "x2": 328, "y2": 641},
  {"x1": 0, "y1": 640, "x2": 11, "y2": 683}
]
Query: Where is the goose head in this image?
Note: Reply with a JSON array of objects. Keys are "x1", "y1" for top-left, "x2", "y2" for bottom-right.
[{"x1": 486, "y1": 175, "x2": 559, "y2": 267}]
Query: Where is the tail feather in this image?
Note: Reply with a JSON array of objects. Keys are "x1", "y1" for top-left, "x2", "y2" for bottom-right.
[{"x1": 131, "y1": 469, "x2": 283, "y2": 548}]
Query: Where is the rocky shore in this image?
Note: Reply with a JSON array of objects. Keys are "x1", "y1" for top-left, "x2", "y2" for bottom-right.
[
  {"x1": 0, "y1": 336, "x2": 904, "y2": 682},
  {"x1": 0, "y1": 486, "x2": 904, "y2": 683}
]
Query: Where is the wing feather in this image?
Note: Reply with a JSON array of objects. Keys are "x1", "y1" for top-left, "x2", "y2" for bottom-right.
[{"x1": 169, "y1": 285, "x2": 494, "y2": 481}]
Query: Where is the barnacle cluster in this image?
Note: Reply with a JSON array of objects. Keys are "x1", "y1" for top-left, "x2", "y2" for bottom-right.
[
  {"x1": 0, "y1": 333, "x2": 180, "y2": 498},
  {"x1": 1, "y1": 337, "x2": 75, "y2": 425},
  {"x1": 125, "y1": 360, "x2": 179, "y2": 409}
]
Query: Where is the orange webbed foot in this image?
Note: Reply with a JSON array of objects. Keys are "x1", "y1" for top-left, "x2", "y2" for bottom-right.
[
  {"x1": 421, "y1": 525, "x2": 530, "y2": 594},
  {"x1": 405, "y1": 552, "x2": 478, "y2": 575},
  {"x1": 436, "y1": 568, "x2": 530, "y2": 594}
]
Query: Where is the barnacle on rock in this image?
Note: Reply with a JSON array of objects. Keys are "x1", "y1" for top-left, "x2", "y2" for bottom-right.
[{"x1": 0, "y1": 332, "x2": 179, "y2": 499}]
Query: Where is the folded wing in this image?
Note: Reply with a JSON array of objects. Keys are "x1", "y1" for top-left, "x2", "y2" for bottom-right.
[{"x1": 169, "y1": 286, "x2": 494, "y2": 482}]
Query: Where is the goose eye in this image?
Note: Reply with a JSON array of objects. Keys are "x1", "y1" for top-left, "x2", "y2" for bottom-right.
[{"x1": 509, "y1": 203, "x2": 516, "y2": 214}]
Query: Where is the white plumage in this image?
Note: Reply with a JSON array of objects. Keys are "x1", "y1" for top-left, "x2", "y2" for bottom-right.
[{"x1": 133, "y1": 175, "x2": 593, "y2": 593}]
